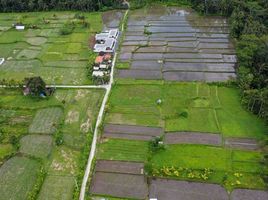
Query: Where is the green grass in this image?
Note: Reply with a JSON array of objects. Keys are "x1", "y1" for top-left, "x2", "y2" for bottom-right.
[
  {"x1": 0, "y1": 11, "x2": 103, "y2": 85},
  {"x1": 105, "y1": 83, "x2": 267, "y2": 138},
  {"x1": 19, "y1": 135, "x2": 53, "y2": 158},
  {"x1": 0, "y1": 87, "x2": 104, "y2": 199},
  {"x1": 97, "y1": 138, "x2": 149, "y2": 162},
  {"x1": 217, "y1": 87, "x2": 267, "y2": 139},
  {"x1": 150, "y1": 144, "x2": 266, "y2": 190},
  {"x1": 0, "y1": 144, "x2": 14, "y2": 163},
  {"x1": 0, "y1": 156, "x2": 41, "y2": 200},
  {"x1": 29, "y1": 107, "x2": 63, "y2": 134},
  {"x1": 38, "y1": 175, "x2": 75, "y2": 200},
  {"x1": 48, "y1": 146, "x2": 80, "y2": 176},
  {"x1": 116, "y1": 62, "x2": 131, "y2": 69}
]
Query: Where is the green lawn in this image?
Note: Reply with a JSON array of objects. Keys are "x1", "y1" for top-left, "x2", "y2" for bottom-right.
[
  {"x1": 97, "y1": 138, "x2": 149, "y2": 162},
  {"x1": 0, "y1": 11, "x2": 102, "y2": 85}
]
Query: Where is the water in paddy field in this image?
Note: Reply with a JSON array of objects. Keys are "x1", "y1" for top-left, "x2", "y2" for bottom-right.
[
  {"x1": 102, "y1": 10, "x2": 125, "y2": 30},
  {"x1": 118, "y1": 5, "x2": 237, "y2": 82}
]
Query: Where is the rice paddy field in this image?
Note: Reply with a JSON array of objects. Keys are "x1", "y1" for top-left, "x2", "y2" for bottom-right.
[
  {"x1": 0, "y1": 88, "x2": 104, "y2": 200},
  {"x1": 0, "y1": 11, "x2": 103, "y2": 85}
]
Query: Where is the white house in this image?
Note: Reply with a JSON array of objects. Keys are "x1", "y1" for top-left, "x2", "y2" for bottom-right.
[
  {"x1": 94, "y1": 38, "x2": 116, "y2": 53},
  {"x1": 95, "y1": 29, "x2": 119, "y2": 42}
]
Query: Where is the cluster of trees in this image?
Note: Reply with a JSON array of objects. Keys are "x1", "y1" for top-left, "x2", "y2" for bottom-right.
[{"x1": 0, "y1": 0, "x2": 124, "y2": 12}]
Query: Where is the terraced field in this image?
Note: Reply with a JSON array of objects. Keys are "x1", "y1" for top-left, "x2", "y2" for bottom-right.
[
  {"x1": 89, "y1": 7, "x2": 267, "y2": 198},
  {"x1": 117, "y1": 5, "x2": 237, "y2": 82}
]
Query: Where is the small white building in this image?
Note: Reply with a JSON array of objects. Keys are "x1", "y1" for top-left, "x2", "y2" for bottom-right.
[
  {"x1": 15, "y1": 25, "x2": 25, "y2": 30},
  {"x1": 0, "y1": 58, "x2": 5, "y2": 65},
  {"x1": 92, "y1": 71, "x2": 105, "y2": 77}
]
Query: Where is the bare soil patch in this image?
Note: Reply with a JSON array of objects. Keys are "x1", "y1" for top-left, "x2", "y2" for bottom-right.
[
  {"x1": 104, "y1": 124, "x2": 163, "y2": 136},
  {"x1": 90, "y1": 172, "x2": 148, "y2": 199},
  {"x1": 95, "y1": 160, "x2": 144, "y2": 175},
  {"x1": 225, "y1": 138, "x2": 259, "y2": 150},
  {"x1": 117, "y1": 69, "x2": 162, "y2": 80},
  {"x1": 164, "y1": 132, "x2": 222, "y2": 146},
  {"x1": 149, "y1": 178, "x2": 228, "y2": 200},
  {"x1": 231, "y1": 189, "x2": 268, "y2": 200}
]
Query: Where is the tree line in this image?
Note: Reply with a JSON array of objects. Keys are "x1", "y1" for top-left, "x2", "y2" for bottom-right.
[{"x1": 0, "y1": 0, "x2": 124, "y2": 12}]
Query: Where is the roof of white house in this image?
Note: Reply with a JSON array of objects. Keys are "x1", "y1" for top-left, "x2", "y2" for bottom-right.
[
  {"x1": 94, "y1": 38, "x2": 116, "y2": 53},
  {"x1": 15, "y1": 25, "x2": 25, "y2": 30},
  {"x1": 95, "y1": 29, "x2": 119, "y2": 41},
  {"x1": 0, "y1": 58, "x2": 5, "y2": 65}
]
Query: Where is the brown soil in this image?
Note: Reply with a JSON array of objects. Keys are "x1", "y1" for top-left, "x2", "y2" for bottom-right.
[
  {"x1": 90, "y1": 172, "x2": 148, "y2": 199},
  {"x1": 95, "y1": 160, "x2": 144, "y2": 175},
  {"x1": 149, "y1": 178, "x2": 228, "y2": 200},
  {"x1": 164, "y1": 132, "x2": 222, "y2": 146}
]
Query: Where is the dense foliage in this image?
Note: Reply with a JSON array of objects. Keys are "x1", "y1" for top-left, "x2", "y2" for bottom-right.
[{"x1": 0, "y1": 0, "x2": 124, "y2": 12}]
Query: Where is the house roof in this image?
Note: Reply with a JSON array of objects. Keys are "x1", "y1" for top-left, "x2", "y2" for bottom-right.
[{"x1": 95, "y1": 56, "x2": 104, "y2": 64}]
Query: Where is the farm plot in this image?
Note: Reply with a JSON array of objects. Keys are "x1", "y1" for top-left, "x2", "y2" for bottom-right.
[
  {"x1": 230, "y1": 189, "x2": 268, "y2": 200},
  {"x1": 90, "y1": 172, "x2": 148, "y2": 199},
  {"x1": 29, "y1": 107, "x2": 63, "y2": 134},
  {"x1": 38, "y1": 175, "x2": 75, "y2": 200},
  {"x1": 103, "y1": 124, "x2": 163, "y2": 141},
  {"x1": 149, "y1": 178, "x2": 228, "y2": 200},
  {"x1": 0, "y1": 156, "x2": 41, "y2": 200},
  {"x1": 97, "y1": 138, "x2": 149, "y2": 162},
  {"x1": 116, "y1": 6, "x2": 236, "y2": 82},
  {"x1": 105, "y1": 83, "x2": 267, "y2": 139},
  {"x1": 0, "y1": 88, "x2": 105, "y2": 200},
  {"x1": 20, "y1": 135, "x2": 53, "y2": 158},
  {"x1": 164, "y1": 132, "x2": 222, "y2": 146},
  {"x1": 150, "y1": 144, "x2": 266, "y2": 190},
  {"x1": 0, "y1": 11, "x2": 112, "y2": 85}
]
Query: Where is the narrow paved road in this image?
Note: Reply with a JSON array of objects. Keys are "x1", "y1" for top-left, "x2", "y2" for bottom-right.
[{"x1": 79, "y1": 9, "x2": 129, "y2": 200}]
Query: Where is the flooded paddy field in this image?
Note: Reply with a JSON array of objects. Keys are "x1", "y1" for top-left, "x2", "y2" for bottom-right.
[{"x1": 117, "y1": 5, "x2": 237, "y2": 82}]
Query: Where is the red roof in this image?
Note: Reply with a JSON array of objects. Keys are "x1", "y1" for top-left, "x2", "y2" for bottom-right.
[{"x1": 95, "y1": 56, "x2": 104, "y2": 64}]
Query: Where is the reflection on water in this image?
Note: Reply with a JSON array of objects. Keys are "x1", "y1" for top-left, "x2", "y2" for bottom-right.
[
  {"x1": 117, "y1": 5, "x2": 237, "y2": 82},
  {"x1": 102, "y1": 10, "x2": 124, "y2": 29}
]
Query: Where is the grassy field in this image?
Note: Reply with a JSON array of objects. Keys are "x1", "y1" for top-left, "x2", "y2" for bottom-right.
[
  {"x1": 97, "y1": 138, "x2": 149, "y2": 162},
  {"x1": 0, "y1": 156, "x2": 41, "y2": 200},
  {"x1": 0, "y1": 11, "x2": 102, "y2": 85},
  {"x1": 97, "y1": 81, "x2": 268, "y2": 193},
  {"x1": 0, "y1": 88, "x2": 104, "y2": 200},
  {"x1": 150, "y1": 144, "x2": 266, "y2": 191},
  {"x1": 106, "y1": 82, "x2": 267, "y2": 139}
]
